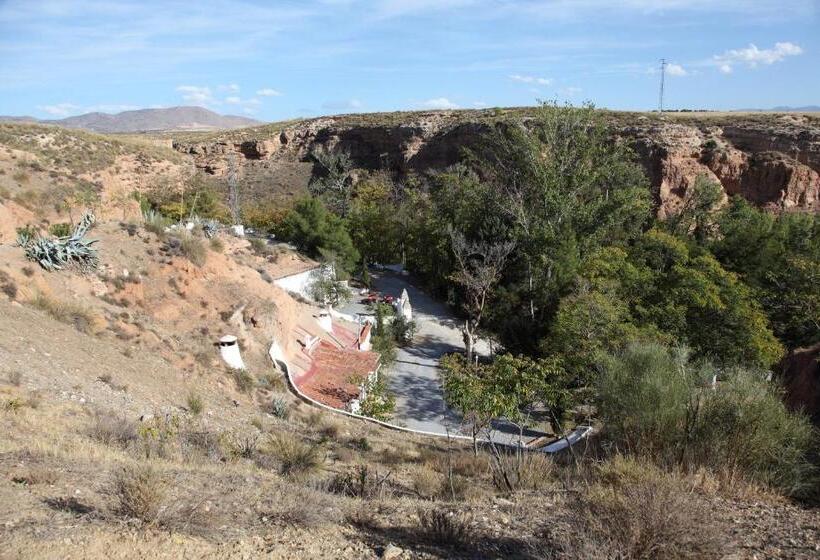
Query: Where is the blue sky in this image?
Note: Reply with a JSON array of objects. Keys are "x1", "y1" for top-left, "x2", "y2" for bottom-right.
[{"x1": 0, "y1": 0, "x2": 817, "y2": 121}]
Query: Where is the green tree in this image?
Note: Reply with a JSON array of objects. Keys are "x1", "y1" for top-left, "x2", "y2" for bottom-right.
[
  {"x1": 668, "y1": 174, "x2": 723, "y2": 242},
  {"x1": 710, "y1": 198, "x2": 819, "y2": 349},
  {"x1": 347, "y1": 176, "x2": 401, "y2": 265},
  {"x1": 475, "y1": 101, "x2": 652, "y2": 352},
  {"x1": 280, "y1": 197, "x2": 360, "y2": 274}
]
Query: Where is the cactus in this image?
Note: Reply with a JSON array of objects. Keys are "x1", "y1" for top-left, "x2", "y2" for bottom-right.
[{"x1": 17, "y1": 211, "x2": 99, "y2": 271}]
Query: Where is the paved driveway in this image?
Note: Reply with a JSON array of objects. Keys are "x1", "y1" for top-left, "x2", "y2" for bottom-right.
[{"x1": 340, "y1": 272, "x2": 490, "y2": 436}]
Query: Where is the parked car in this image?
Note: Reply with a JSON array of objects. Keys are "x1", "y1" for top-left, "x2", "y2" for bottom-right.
[
  {"x1": 381, "y1": 294, "x2": 395, "y2": 304},
  {"x1": 362, "y1": 292, "x2": 380, "y2": 304}
]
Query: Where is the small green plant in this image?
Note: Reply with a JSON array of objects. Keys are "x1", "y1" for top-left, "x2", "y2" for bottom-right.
[
  {"x1": 269, "y1": 397, "x2": 289, "y2": 419},
  {"x1": 187, "y1": 392, "x2": 204, "y2": 416},
  {"x1": 48, "y1": 222, "x2": 72, "y2": 237},
  {"x1": 142, "y1": 208, "x2": 170, "y2": 237},
  {"x1": 3, "y1": 397, "x2": 25, "y2": 413}
]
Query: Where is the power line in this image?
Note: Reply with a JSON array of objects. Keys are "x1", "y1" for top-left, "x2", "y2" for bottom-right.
[{"x1": 658, "y1": 58, "x2": 666, "y2": 113}]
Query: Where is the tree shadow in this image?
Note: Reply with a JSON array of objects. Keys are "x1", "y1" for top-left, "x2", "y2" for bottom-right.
[{"x1": 353, "y1": 521, "x2": 544, "y2": 560}]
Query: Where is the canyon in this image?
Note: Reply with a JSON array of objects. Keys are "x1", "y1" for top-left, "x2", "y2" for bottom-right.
[{"x1": 172, "y1": 109, "x2": 820, "y2": 216}]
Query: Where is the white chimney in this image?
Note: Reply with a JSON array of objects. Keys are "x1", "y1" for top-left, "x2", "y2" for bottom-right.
[
  {"x1": 218, "y1": 335, "x2": 246, "y2": 370},
  {"x1": 317, "y1": 309, "x2": 333, "y2": 333}
]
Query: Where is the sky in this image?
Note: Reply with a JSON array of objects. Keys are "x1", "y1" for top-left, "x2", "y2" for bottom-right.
[{"x1": 0, "y1": 0, "x2": 817, "y2": 121}]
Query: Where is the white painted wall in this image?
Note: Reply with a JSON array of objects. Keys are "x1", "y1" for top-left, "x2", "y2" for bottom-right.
[{"x1": 273, "y1": 268, "x2": 319, "y2": 299}]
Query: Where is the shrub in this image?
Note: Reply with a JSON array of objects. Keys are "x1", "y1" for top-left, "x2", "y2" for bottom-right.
[
  {"x1": 411, "y1": 465, "x2": 443, "y2": 499},
  {"x1": 490, "y1": 450, "x2": 553, "y2": 493},
  {"x1": 88, "y1": 412, "x2": 138, "y2": 448},
  {"x1": 269, "y1": 397, "x2": 289, "y2": 419},
  {"x1": 113, "y1": 464, "x2": 165, "y2": 523},
  {"x1": 167, "y1": 233, "x2": 206, "y2": 266},
  {"x1": 546, "y1": 459, "x2": 726, "y2": 559},
  {"x1": 598, "y1": 342, "x2": 817, "y2": 497},
  {"x1": 186, "y1": 392, "x2": 204, "y2": 416},
  {"x1": 48, "y1": 222, "x2": 72, "y2": 237},
  {"x1": 232, "y1": 369, "x2": 255, "y2": 393},
  {"x1": 269, "y1": 434, "x2": 323, "y2": 478},
  {"x1": 29, "y1": 292, "x2": 96, "y2": 334},
  {"x1": 12, "y1": 467, "x2": 57, "y2": 486},
  {"x1": 327, "y1": 464, "x2": 391, "y2": 499},
  {"x1": 142, "y1": 208, "x2": 170, "y2": 237},
  {"x1": 209, "y1": 237, "x2": 224, "y2": 252},
  {"x1": 417, "y1": 508, "x2": 474, "y2": 548}
]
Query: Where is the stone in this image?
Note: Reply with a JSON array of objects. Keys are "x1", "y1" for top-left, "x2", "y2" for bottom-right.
[{"x1": 382, "y1": 544, "x2": 403, "y2": 559}]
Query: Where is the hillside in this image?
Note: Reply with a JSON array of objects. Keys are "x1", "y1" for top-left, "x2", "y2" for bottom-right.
[
  {"x1": 0, "y1": 107, "x2": 262, "y2": 133},
  {"x1": 0, "y1": 113, "x2": 818, "y2": 559}
]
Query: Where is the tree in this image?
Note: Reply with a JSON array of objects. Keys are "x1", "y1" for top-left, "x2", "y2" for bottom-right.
[
  {"x1": 476, "y1": 101, "x2": 652, "y2": 352},
  {"x1": 309, "y1": 148, "x2": 354, "y2": 217},
  {"x1": 347, "y1": 176, "x2": 401, "y2": 266},
  {"x1": 669, "y1": 174, "x2": 723, "y2": 242},
  {"x1": 280, "y1": 197, "x2": 360, "y2": 274},
  {"x1": 449, "y1": 230, "x2": 514, "y2": 362},
  {"x1": 442, "y1": 352, "x2": 572, "y2": 453},
  {"x1": 307, "y1": 265, "x2": 351, "y2": 306},
  {"x1": 710, "y1": 198, "x2": 819, "y2": 349}
]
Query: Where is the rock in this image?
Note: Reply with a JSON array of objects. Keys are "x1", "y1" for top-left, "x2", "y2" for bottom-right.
[{"x1": 382, "y1": 544, "x2": 403, "y2": 559}]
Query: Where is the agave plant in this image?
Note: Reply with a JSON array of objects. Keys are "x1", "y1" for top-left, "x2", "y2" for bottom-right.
[{"x1": 18, "y1": 211, "x2": 99, "y2": 271}]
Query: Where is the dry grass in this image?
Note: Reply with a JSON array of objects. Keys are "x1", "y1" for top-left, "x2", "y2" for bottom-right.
[
  {"x1": 29, "y1": 292, "x2": 97, "y2": 334},
  {"x1": 112, "y1": 464, "x2": 165, "y2": 523},
  {"x1": 416, "y1": 508, "x2": 475, "y2": 548},
  {"x1": 491, "y1": 450, "x2": 554, "y2": 493},
  {"x1": 87, "y1": 412, "x2": 138, "y2": 448},
  {"x1": 11, "y1": 466, "x2": 58, "y2": 486},
  {"x1": 267, "y1": 433, "x2": 323, "y2": 479},
  {"x1": 543, "y1": 457, "x2": 727, "y2": 560}
]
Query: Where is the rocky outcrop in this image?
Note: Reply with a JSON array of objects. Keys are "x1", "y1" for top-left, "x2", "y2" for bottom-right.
[
  {"x1": 778, "y1": 343, "x2": 820, "y2": 425},
  {"x1": 172, "y1": 111, "x2": 820, "y2": 215}
]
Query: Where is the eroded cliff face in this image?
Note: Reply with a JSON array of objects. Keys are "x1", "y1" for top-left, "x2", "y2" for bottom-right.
[{"x1": 172, "y1": 111, "x2": 820, "y2": 215}]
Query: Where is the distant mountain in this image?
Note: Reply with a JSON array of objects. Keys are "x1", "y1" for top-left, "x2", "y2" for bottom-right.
[
  {"x1": 737, "y1": 105, "x2": 820, "y2": 113},
  {"x1": 0, "y1": 106, "x2": 262, "y2": 133},
  {"x1": 769, "y1": 105, "x2": 820, "y2": 112}
]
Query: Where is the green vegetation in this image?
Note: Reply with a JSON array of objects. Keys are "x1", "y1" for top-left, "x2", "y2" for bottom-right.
[
  {"x1": 279, "y1": 197, "x2": 359, "y2": 274},
  {"x1": 597, "y1": 343, "x2": 816, "y2": 497}
]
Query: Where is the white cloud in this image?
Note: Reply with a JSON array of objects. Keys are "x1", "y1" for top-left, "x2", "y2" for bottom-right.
[
  {"x1": 666, "y1": 63, "x2": 688, "y2": 76},
  {"x1": 256, "y1": 88, "x2": 282, "y2": 97},
  {"x1": 472, "y1": 101, "x2": 489, "y2": 108},
  {"x1": 561, "y1": 86, "x2": 582, "y2": 96},
  {"x1": 419, "y1": 97, "x2": 460, "y2": 109},
  {"x1": 176, "y1": 85, "x2": 214, "y2": 105},
  {"x1": 38, "y1": 103, "x2": 81, "y2": 117},
  {"x1": 219, "y1": 83, "x2": 240, "y2": 92},
  {"x1": 509, "y1": 74, "x2": 552, "y2": 85},
  {"x1": 713, "y1": 42, "x2": 803, "y2": 73},
  {"x1": 225, "y1": 96, "x2": 242, "y2": 104}
]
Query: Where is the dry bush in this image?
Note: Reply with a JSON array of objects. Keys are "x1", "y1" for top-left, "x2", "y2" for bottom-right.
[
  {"x1": 113, "y1": 464, "x2": 165, "y2": 523},
  {"x1": 417, "y1": 508, "x2": 475, "y2": 548},
  {"x1": 232, "y1": 369, "x2": 256, "y2": 393},
  {"x1": 209, "y1": 237, "x2": 224, "y2": 253},
  {"x1": 12, "y1": 466, "x2": 58, "y2": 486},
  {"x1": 257, "y1": 372, "x2": 287, "y2": 392},
  {"x1": 268, "y1": 434, "x2": 323, "y2": 479},
  {"x1": 543, "y1": 458, "x2": 726, "y2": 560},
  {"x1": 411, "y1": 465, "x2": 443, "y2": 499},
  {"x1": 317, "y1": 417, "x2": 342, "y2": 441},
  {"x1": 163, "y1": 233, "x2": 206, "y2": 266},
  {"x1": 268, "y1": 396, "x2": 289, "y2": 419},
  {"x1": 327, "y1": 464, "x2": 392, "y2": 499},
  {"x1": 261, "y1": 485, "x2": 337, "y2": 528},
  {"x1": 29, "y1": 292, "x2": 96, "y2": 334},
  {"x1": 491, "y1": 450, "x2": 554, "y2": 493},
  {"x1": 179, "y1": 428, "x2": 225, "y2": 462},
  {"x1": 88, "y1": 412, "x2": 138, "y2": 448}
]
